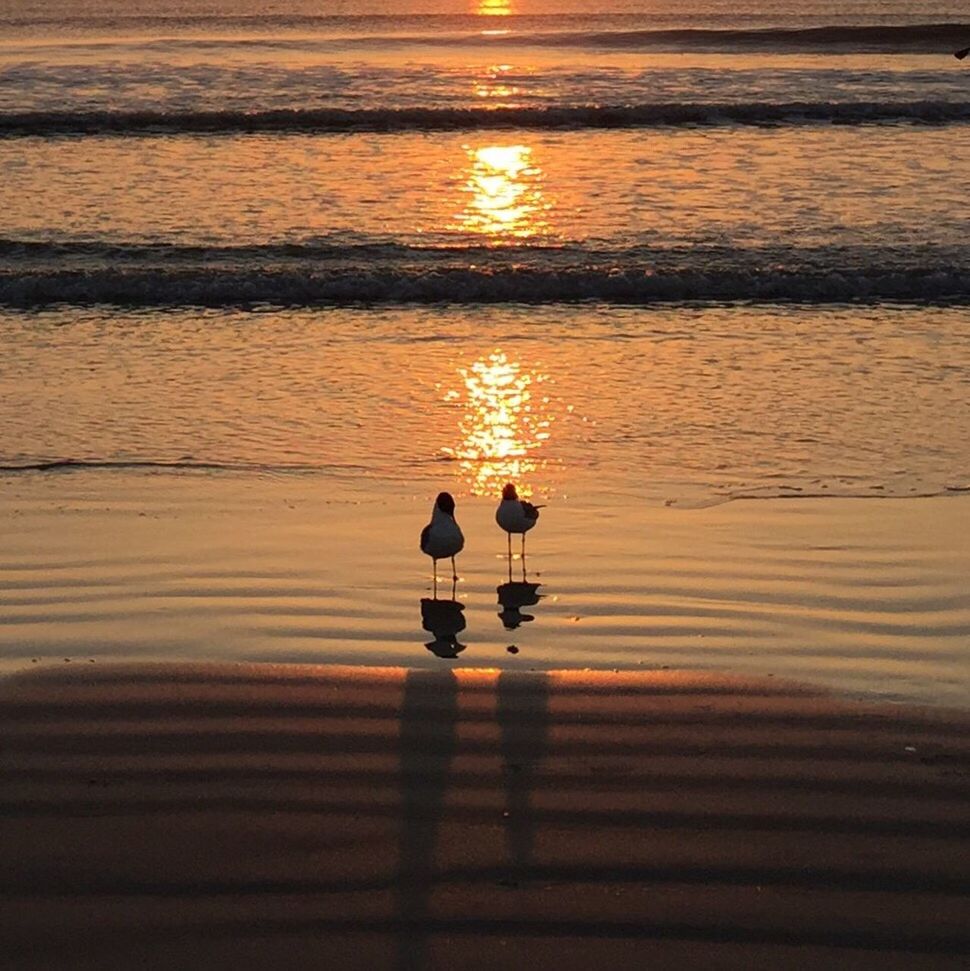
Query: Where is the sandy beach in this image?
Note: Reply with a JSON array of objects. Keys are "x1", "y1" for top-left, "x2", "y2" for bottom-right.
[{"x1": 2, "y1": 663, "x2": 968, "y2": 969}]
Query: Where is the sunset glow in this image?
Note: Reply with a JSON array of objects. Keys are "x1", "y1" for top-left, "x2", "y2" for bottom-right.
[
  {"x1": 442, "y1": 351, "x2": 554, "y2": 497},
  {"x1": 477, "y1": 0, "x2": 512, "y2": 15},
  {"x1": 455, "y1": 144, "x2": 549, "y2": 239}
]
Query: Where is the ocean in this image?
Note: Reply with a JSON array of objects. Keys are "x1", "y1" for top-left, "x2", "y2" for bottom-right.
[{"x1": 1, "y1": 0, "x2": 968, "y2": 704}]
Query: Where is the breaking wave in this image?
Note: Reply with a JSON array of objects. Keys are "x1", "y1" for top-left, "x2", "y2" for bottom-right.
[
  {"x1": 4, "y1": 19, "x2": 969, "y2": 53},
  {"x1": 2, "y1": 101, "x2": 969, "y2": 136},
  {"x1": 506, "y1": 23, "x2": 970, "y2": 53},
  {"x1": 2, "y1": 264, "x2": 968, "y2": 308},
  {"x1": 0, "y1": 238, "x2": 538, "y2": 262}
]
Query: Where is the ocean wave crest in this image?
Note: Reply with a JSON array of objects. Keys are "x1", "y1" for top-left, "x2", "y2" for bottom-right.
[
  {"x1": 2, "y1": 264, "x2": 967, "y2": 308},
  {"x1": 542, "y1": 23, "x2": 970, "y2": 52},
  {"x1": 2, "y1": 101, "x2": 969, "y2": 137},
  {"x1": 0, "y1": 237, "x2": 550, "y2": 262},
  {"x1": 5, "y1": 20, "x2": 968, "y2": 53}
]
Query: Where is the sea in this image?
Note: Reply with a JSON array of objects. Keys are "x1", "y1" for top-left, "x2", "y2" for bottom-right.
[{"x1": 1, "y1": 0, "x2": 968, "y2": 705}]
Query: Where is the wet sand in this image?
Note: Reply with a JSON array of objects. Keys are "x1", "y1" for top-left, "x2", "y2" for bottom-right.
[
  {"x1": 2, "y1": 663, "x2": 968, "y2": 969},
  {"x1": 3, "y1": 472, "x2": 970, "y2": 707}
]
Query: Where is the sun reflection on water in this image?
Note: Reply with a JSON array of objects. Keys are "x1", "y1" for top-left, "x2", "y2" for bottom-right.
[
  {"x1": 477, "y1": 0, "x2": 512, "y2": 15},
  {"x1": 455, "y1": 143, "x2": 550, "y2": 239},
  {"x1": 472, "y1": 63, "x2": 520, "y2": 101},
  {"x1": 442, "y1": 351, "x2": 556, "y2": 497}
]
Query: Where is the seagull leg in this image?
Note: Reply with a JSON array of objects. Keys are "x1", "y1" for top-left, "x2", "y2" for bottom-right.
[
  {"x1": 521, "y1": 533, "x2": 527, "y2": 580},
  {"x1": 433, "y1": 559, "x2": 438, "y2": 599},
  {"x1": 507, "y1": 532, "x2": 512, "y2": 583},
  {"x1": 451, "y1": 555, "x2": 458, "y2": 583}
]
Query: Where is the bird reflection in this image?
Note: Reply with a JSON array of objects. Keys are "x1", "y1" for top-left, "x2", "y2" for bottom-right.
[
  {"x1": 497, "y1": 580, "x2": 542, "y2": 631},
  {"x1": 420, "y1": 597, "x2": 467, "y2": 658}
]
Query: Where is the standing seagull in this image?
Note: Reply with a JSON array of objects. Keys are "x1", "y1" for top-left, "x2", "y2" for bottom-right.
[
  {"x1": 420, "y1": 492, "x2": 464, "y2": 598},
  {"x1": 496, "y1": 482, "x2": 542, "y2": 580}
]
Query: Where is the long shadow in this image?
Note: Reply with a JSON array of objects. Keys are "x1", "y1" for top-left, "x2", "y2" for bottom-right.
[
  {"x1": 497, "y1": 672, "x2": 550, "y2": 887},
  {"x1": 396, "y1": 670, "x2": 460, "y2": 971}
]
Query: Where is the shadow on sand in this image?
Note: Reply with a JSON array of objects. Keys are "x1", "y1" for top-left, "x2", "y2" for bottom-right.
[
  {"x1": 396, "y1": 669, "x2": 550, "y2": 970},
  {"x1": 497, "y1": 671, "x2": 550, "y2": 886},
  {"x1": 396, "y1": 670, "x2": 460, "y2": 971}
]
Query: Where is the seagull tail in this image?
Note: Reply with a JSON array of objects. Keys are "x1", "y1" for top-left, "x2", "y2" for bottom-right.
[{"x1": 955, "y1": 46, "x2": 970, "y2": 59}]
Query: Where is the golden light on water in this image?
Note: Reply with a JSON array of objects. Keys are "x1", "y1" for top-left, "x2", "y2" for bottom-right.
[
  {"x1": 472, "y1": 63, "x2": 519, "y2": 101},
  {"x1": 477, "y1": 0, "x2": 512, "y2": 15},
  {"x1": 442, "y1": 351, "x2": 555, "y2": 497},
  {"x1": 455, "y1": 143, "x2": 550, "y2": 239}
]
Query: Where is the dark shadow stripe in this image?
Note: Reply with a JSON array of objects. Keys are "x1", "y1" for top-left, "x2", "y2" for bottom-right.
[
  {"x1": 498, "y1": 672, "x2": 550, "y2": 881},
  {"x1": 6, "y1": 765, "x2": 966, "y2": 801},
  {"x1": 21, "y1": 913, "x2": 965, "y2": 956},
  {"x1": 4, "y1": 731, "x2": 967, "y2": 767},
  {"x1": 1, "y1": 798, "x2": 967, "y2": 840},
  {"x1": 396, "y1": 670, "x2": 459, "y2": 971},
  {"x1": 4, "y1": 861, "x2": 969, "y2": 898},
  {"x1": 5, "y1": 699, "x2": 967, "y2": 738}
]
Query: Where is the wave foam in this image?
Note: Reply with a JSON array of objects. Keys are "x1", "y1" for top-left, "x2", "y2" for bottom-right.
[
  {"x1": 2, "y1": 101, "x2": 969, "y2": 136},
  {"x1": 2, "y1": 264, "x2": 968, "y2": 308}
]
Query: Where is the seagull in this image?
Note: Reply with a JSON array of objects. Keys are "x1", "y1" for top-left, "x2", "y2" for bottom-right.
[
  {"x1": 420, "y1": 492, "x2": 464, "y2": 598},
  {"x1": 496, "y1": 482, "x2": 542, "y2": 580}
]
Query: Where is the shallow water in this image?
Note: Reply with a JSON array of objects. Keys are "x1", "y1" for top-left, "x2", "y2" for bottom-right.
[
  {"x1": 1, "y1": 305, "x2": 969, "y2": 706},
  {"x1": 5, "y1": 127, "x2": 967, "y2": 249},
  {"x1": 2, "y1": 306, "x2": 968, "y2": 505},
  {"x1": 2, "y1": 474, "x2": 968, "y2": 708}
]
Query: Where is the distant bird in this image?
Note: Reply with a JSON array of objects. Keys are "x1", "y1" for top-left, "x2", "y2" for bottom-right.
[
  {"x1": 420, "y1": 492, "x2": 464, "y2": 597},
  {"x1": 956, "y1": 47, "x2": 969, "y2": 60},
  {"x1": 496, "y1": 482, "x2": 542, "y2": 579}
]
